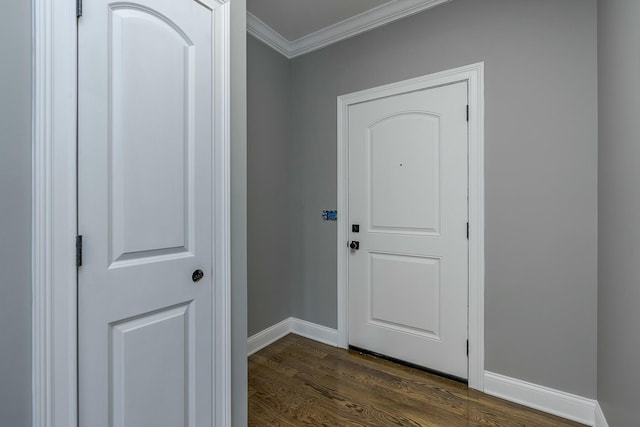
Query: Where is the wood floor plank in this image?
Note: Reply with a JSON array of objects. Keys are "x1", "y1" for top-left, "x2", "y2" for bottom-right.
[{"x1": 249, "y1": 334, "x2": 586, "y2": 427}]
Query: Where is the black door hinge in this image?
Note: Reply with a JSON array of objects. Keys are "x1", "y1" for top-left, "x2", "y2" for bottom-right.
[
  {"x1": 467, "y1": 222, "x2": 469, "y2": 239},
  {"x1": 466, "y1": 105, "x2": 469, "y2": 122},
  {"x1": 76, "y1": 0, "x2": 82, "y2": 18},
  {"x1": 76, "y1": 235, "x2": 83, "y2": 267},
  {"x1": 466, "y1": 340, "x2": 469, "y2": 356}
]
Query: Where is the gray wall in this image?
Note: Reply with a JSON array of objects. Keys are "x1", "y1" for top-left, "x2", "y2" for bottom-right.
[
  {"x1": 247, "y1": 36, "x2": 292, "y2": 336},
  {"x1": 0, "y1": 0, "x2": 32, "y2": 425},
  {"x1": 287, "y1": 0, "x2": 598, "y2": 397},
  {"x1": 597, "y1": 0, "x2": 640, "y2": 424},
  {"x1": 230, "y1": 0, "x2": 248, "y2": 424}
]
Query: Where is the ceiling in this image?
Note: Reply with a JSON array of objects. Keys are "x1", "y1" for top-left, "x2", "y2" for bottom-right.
[{"x1": 247, "y1": 0, "x2": 452, "y2": 58}]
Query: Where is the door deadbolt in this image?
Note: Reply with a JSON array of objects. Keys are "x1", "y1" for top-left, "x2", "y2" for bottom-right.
[{"x1": 192, "y1": 269, "x2": 204, "y2": 283}]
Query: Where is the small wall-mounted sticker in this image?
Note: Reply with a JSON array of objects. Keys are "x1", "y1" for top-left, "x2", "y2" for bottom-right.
[{"x1": 322, "y1": 210, "x2": 337, "y2": 221}]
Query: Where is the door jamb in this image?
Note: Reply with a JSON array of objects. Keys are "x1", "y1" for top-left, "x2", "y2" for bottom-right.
[
  {"x1": 336, "y1": 62, "x2": 485, "y2": 391},
  {"x1": 31, "y1": 0, "x2": 232, "y2": 425}
]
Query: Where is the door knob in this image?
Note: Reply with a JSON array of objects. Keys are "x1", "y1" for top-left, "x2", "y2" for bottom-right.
[
  {"x1": 349, "y1": 241, "x2": 360, "y2": 250},
  {"x1": 192, "y1": 269, "x2": 204, "y2": 283}
]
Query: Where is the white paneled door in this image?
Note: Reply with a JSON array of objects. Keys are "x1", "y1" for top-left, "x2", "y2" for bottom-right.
[
  {"x1": 348, "y1": 82, "x2": 469, "y2": 379},
  {"x1": 78, "y1": 0, "x2": 222, "y2": 425}
]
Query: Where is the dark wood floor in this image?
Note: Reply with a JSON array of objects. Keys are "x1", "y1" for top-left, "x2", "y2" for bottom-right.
[{"x1": 248, "y1": 334, "x2": 585, "y2": 426}]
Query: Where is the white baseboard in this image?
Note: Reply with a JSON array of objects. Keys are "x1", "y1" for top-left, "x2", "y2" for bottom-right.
[
  {"x1": 594, "y1": 402, "x2": 609, "y2": 427},
  {"x1": 484, "y1": 371, "x2": 597, "y2": 426},
  {"x1": 290, "y1": 318, "x2": 339, "y2": 347},
  {"x1": 247, "y1": 318, "x2": 292, "y2": 356},
  {"x1": 247, "y1": 317, "x2": 338, "y2": 356}
]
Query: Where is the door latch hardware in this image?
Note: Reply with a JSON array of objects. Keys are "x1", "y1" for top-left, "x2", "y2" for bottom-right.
[
  {"x1": 349, "y1": 241, "x2": 360, "y2": 250},
  {"x1": 352, "y1": 224, "x2": 360, "y2": 233}
]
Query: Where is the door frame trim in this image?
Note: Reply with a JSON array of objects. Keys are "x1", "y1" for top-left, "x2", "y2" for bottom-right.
[
  {"x1": 336, "y1": 62, "x2": 485, "y2": 391},
  {"x1": 31, "y1": 0, "x2": 232, "y2": 425}
]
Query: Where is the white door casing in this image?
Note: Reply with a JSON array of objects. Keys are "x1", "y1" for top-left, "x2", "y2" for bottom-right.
[
  {"x1": 32, "y1": 0, "x2": 230, "y2": 425},
  {"x1": 347, "y1": 82, "x2": 469, "y2": 379},
  {"x1": 337, "y1": 63, "x2": 485, "y2": 390}
]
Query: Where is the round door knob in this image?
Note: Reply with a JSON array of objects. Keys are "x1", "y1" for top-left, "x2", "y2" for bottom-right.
[
  {"x1": 349, "y1": 241, "x2": 360, "y2": 250},
  {"x1": 192, "y1": 269, "x2": 204, "y2": 283}
]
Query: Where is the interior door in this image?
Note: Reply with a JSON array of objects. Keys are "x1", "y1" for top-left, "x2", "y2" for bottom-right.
[
  {"x1": 78, "y1": 0, "x2": 218, "y2": 424},
  {"x1": 348, "y1": 82, "x2": 469, "y2": 379}
]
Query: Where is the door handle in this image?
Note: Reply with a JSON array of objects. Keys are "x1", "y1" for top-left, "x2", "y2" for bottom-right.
[
  {"x1": 192, "y1": 269, "x2": 204, "y2": 283},
  {"x1": 349, "y1": 241, "x2": 360, "y2": 250}
]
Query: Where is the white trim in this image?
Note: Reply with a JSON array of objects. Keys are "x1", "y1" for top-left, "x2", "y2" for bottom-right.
[
  {"x1": 290, "y1": 318, "x2": 339, "y2": 347},
  {"x1": 484, "y1": 372, "x2": 597, "y2": 426},
  {"x1": 32, "y1": 0, "x2": 232, "y2": 425},
  {"x1": 594, "y1": 402, "x2": 610, "y2": 427},
  {"x1": 32, "y1": 0, "x2": 78, "y2": 425},
  {"x1": 247, "y1": 318, "x2": 292, "y2": 356},
  {"x1": 247, "y1": 0, "x2": 452, "y2": 59},
  {"x1": 336, "y1": 63, "x2": 486, "y2": 391},
  {"x1": 212, "y1": 3, "x2": 232, "y2": 426},
  {"x1": 466, "y1": 63, "x2": 485, "y2": 390},
  {"x1": 246, "y1": 13, "x2": 290, "y2": 58},
  {"x1": 247, "y1": 318, "x2": 339, "y2": 356}
]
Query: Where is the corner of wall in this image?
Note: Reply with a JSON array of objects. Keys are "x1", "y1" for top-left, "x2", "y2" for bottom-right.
[{"x1": 230, "y1": 0, "x2": 248, "y2": 425}]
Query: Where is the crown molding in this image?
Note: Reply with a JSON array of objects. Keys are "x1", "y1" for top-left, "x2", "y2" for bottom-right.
[
  {"x1": 247, "y1": 0, "x2": 452, "y2": 59},
  {"x1": 246, "y1": 12, "x2": 291, "y2": 58}
]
